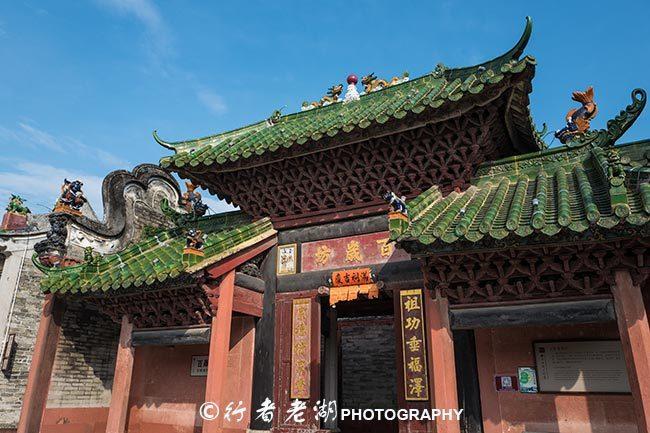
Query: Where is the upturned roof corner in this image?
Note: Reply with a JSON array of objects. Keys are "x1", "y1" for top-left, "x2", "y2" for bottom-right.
[
  {"x1": 393, "y1": 87, "x2": 649, "y2": 251},
  {"x1": 156, "y1": 16, "x2": 539, "y2": 171}
]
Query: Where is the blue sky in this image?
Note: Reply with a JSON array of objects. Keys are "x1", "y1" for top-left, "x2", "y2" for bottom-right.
[{"x1": 0, "y1": 0, "x2": 648, "y2": 217}]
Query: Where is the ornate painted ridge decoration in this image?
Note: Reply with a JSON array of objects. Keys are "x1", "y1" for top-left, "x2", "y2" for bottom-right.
[
  {"x1": 6, "y1": 194, "x2": 30, "y2": 215},
  {"x1": 53, "y1": 179, "x2": 87, "y2": 216},
  {"x1": 35, "y1": 213, "x2": 276, "y2": 294}
]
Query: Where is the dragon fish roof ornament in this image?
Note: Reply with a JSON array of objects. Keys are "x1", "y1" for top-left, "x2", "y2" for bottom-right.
[{"x1": 554, "y1": 87, "x2": 598, "y2": 144}]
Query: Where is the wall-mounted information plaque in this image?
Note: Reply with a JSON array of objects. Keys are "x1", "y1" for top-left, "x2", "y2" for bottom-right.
[{"x1": 534, "y1": 340, "x2": 630, "y2": 393}]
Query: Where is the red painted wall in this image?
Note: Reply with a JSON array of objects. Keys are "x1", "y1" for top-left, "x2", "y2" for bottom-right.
[
  {"x1": 40, "y1": 407, "x2": 108, "y2": 433},
  {"x1": 475, "y1": 323, "x2": 638, "y2": 433},
  {"x1": 125, "y1": 317, "x2": 256, "y2": 433}
]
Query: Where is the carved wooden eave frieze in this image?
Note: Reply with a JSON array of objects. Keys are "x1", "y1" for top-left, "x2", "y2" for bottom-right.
[{"x1": 423, "y1": 237, "x2": 650, "y2": 306}]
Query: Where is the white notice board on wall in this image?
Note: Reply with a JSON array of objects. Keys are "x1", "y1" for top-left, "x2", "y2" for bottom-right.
[{"x1": 534, "y1": 341, "x2": 630, "y2": 393}]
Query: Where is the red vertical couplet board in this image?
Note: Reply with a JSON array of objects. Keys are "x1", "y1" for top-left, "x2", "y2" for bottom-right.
[
  {"x1": 290, "y1": 298, "x2": 311, "y2": 399},
  {"x1": 400, "y1": 289, "x2": 430, "y2": 401}
]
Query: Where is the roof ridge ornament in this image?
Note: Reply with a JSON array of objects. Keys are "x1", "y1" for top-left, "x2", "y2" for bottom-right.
[
  {"x1": 343, "y1": 74, "x2": 360, "y2": 103},
  {"x1": 361, "y1": 71, "x2": 410, "y2": 94},
  {"x1": 302, "y1": 83, "x2": 344, "y2": 111},
  {"x1": 566, "y1": 88, "x2": 646, "y2": 148},
  {"x1": 554, "y1": 87, "x2": 598, "y2": 144}
]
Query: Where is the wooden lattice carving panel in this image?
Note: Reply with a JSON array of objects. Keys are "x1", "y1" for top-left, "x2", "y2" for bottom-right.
[{"x1": 424, "y1": 238, "x2": 650, "y2": 305}]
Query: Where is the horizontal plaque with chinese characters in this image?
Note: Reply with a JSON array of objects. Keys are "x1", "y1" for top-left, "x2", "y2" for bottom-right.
[
  {"x1": 291, "y1": 298, "x2": 311, "y2": 399},
  {"x1": 399, "y1": 289, "x2": 429, "y2": 401},
  {"x1": 301, "y1": 231, "x2": 410, "y2": 273}
]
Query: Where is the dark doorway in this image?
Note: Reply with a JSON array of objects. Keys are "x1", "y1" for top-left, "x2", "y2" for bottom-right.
[
  {"x1": 454, "y1": 330, "x2": 484, "y2": 433},
  {"x1": 337, "y1": 299, "x2": 398, "y2": 433}
]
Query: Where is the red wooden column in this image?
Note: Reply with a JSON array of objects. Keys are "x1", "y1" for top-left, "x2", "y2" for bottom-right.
[
  {"x1": 424, "y1": 290, "x2": 460, "y2": 433},
  {"x1": 106, "y1": 315, "x2": 135, "y2": 433},
  {"x1": 17, "y1": 294, "x2": 65, "y2": 433},
  {"x1": 203, "y1": 269, "x2": 236, "y2": 433},
  {"x1": 612, "y1": 269, "x2": 650, "y2": 433}
]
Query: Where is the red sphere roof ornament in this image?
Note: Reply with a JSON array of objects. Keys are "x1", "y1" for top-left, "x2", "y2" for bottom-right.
[{"x1": 347, "y1": 74, "x2": 358, "y2": 85}]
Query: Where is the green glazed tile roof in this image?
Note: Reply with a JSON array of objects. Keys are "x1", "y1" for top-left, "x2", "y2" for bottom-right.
[
  {"x1": 37, "y1": 212, "x2": 276, "y2": 295},
  {"x1": 158, "y1": 18, "x2": 540, "y2": 170},
  {"x1": 391, "y1": 88, "x2": 649, "y2": 247}
]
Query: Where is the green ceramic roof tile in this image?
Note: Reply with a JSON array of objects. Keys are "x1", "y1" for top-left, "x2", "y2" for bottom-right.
[
  {"x1": 392, "y1": 88, "x2": 649, "y2": 247},
  {"x1": 158, "y1": 18, "x2": 540, "y2": 171},
  {"x1": 37, "y1": 211, "x2": 276, "y2": 295}
]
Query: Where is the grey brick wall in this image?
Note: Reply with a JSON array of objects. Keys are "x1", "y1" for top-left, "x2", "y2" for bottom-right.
[
  {"x1": 340, "y1": 316, "x2": 397, "y2": 409},
  {"x1": 0, "y1": 257, "x2": 46, "y2": 428},
  {"x1": 47, "y1": 300, "x2": 119, "y2": 408}
]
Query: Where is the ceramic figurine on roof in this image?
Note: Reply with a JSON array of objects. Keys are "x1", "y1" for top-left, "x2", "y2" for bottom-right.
[
  {"x1": 322, "y1": 84, "x2": 343, "y2": 106},
  {"x1": 180, "y1": 181, "x2": 209, "y2": 217},
  {"x1": 53, "y1": 179, "x2": 87, "y2": 216},
  {"x1": 301, "y1": 84, "x2": 343, "y2": 111},
  {"x1": 383, "y1": 191, "x2": 408, "y2": 216},
  {"x1": 266, "y1": 108, "x2": 284, "y2": 126},
  {"x1": 554, "y1": 86, "x2": 598, "y2": 143},
  {"x1": 184, "y1": 228, "x2": 206, "y2": 256},
  {"x1": 6, "y1": 194, "x2": 31, "y2": 215},
  {"x1": 343, "y1": 74, "x2": 360, "y2": 103},
  {"x1": 361, "y1": 72, "x2": 409, "y2": 94}
]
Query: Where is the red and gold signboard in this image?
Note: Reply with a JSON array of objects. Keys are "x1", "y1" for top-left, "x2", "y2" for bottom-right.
[
  {"x1": 301, "y1": 231, "x2": 410, "y2": 273},
  {"x1": 329, "y1": 268, "x2": 380, "y2": 306},
  {"x1": 331, "y1": 268, "x2": 373, "y2": 287},
  {"x1": 290, "y1": 298, "x2": 311, "y2": 399},
  {"x1": 399, "y1": 289, "x2": 429, "y2": 401}
]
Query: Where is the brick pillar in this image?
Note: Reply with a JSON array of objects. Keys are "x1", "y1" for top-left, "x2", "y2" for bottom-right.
[
  {"x1": 203, "y1": 269, "x2": 235, "y2": 433},
  {"x1": 424, "y1": 291, "x2": 460, "y2": 433},
  {"x1": 17, "y1": 294, "x2": 65, "y2": 433},
  {"x1": 612, "y1": 269, "x2": 650, "y2": 433},
  {"x1": 106, "y1": 315, "x2": 135, "y2": 433}
]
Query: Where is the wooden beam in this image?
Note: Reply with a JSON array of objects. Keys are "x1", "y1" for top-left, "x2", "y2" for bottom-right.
[
  {"x1": 612, "y1": 270, "x2": 650, "y2": 433},
  {"x1": 17, "y1": 295, "x2": 65, "y2": 433},
  {"x1": 132, "y1": 326, "x2": 211, "y2": 346},
  {"x1": 450, "y1": 299, "x2": 616, "y2": 329},
  {"x1": 201, "y1": 285, "x2": 263, "y2": 318},
  {"x1": 205, "y1": 237, "x2": 277, "y2": 280},
  {"x1": 425, "y1": 292, "x2": 460, "y2": 433},
  {"x1": 203, "y1": 269, "x2": 235, "y2": 433},
  {"x1": 106, "y1": 315, "x2": 135, "y2": 433}
]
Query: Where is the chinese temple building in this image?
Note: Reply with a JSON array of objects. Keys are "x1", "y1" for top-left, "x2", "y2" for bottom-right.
[{"x1": 11, "y1": 17, "x2": 650, "y2": 433}]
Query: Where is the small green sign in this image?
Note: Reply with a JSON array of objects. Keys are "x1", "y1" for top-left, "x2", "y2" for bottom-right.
[{"x1": 518, "y1": 367, "x2": 538, "y2": 393}]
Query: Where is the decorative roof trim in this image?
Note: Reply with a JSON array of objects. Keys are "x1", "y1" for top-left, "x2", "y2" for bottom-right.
[
  {"x1": 156, "y1": 17, "x2": 536, "y2": 165},
  {"x1": 391, "y1": 88, "x2": 649, "y2": 249},
  {"x1": 476, "y1": 88, "x2": 647, "y2": 178}
]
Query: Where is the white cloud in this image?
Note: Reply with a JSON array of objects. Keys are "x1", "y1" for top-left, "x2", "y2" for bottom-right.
[
  {"x1": 18, "y1": 122, "x2": 65, "y2": 153},
  {"x1": 0, "y1": 122, "x2": 131, "y2": 170},
  {"x1": 0, "y1": 162, "x2": 104, "y2": 215},
  {"x1": 97, "y1": 0, "x2": 172, "y2": 60},
  {"x1": 99, "y1": 0, "x2": 162, "y2": 30},
  {"x1": 0, "y1": 123, "x2": 130, "y2": 169},
  {"x1": 196, "y1": 88, "x2": 228, "y2": 115},
  {"x1": 68, "y1": 138, "x2": 131, "y2": 168}
]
